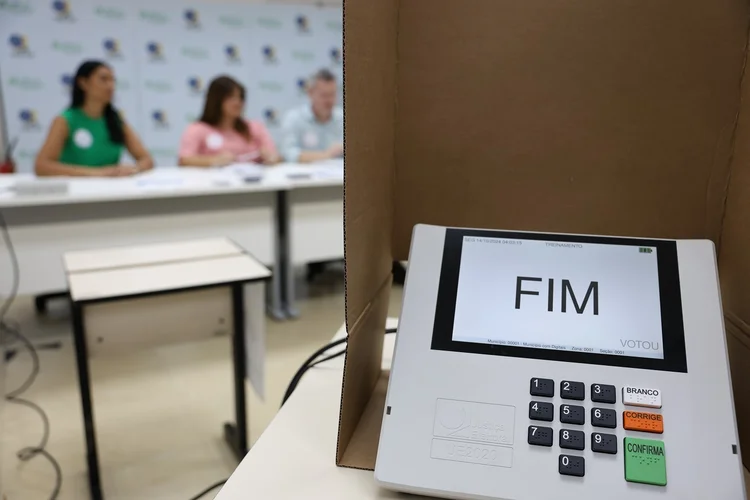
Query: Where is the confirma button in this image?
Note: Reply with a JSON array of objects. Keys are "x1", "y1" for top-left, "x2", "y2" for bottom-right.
[{"x1": 622, "y1": 385, "x2": 662, "y2": 409}]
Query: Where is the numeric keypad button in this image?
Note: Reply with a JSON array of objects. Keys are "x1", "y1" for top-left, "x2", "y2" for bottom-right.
[
  {"x1": 591, "y1": 432, "x2": 618, "y2": 454},
  {"x1": 528, "y1": 425, "x2": 553, "y2": 447},
  {"x1": 530, "y1": 378, "x2": 555, "y2": 397},
  {"x1": 591, "y1": 383, "x2": 617, "y2": 404},
  {"x1": 559, "y1": 454, "x2": 585, "y2": 477},
  {"x1": 560, "y1": 380, "x2": 585, "y2": 400},
  {"x1": 591, "y1": 407, "x2": 617, "y2": 428},
  {"x1": 559, "y1": 429, "x2": 585, "y2": 451},
  {"x1": 560, "y1": 404, "x2": 585, "y2": 425},
  {"x1": 529, "y1": 401, "x2": 554, "y2": 422}
]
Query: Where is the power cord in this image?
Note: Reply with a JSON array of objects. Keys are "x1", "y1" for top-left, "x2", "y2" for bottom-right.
[
  {"x1": 187, "y1": 326, "x2": 398, "y2": 499},
  {"x1": 186, "y1": 479, "x2": 228, "y2": 500},
  {"x1": 1, "y1": 210, "x2": 63, "y2": 500}
]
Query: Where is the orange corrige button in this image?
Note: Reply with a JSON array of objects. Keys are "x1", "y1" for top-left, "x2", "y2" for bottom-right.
[{"x1": 623, "y1": 410, "x2": 664, "y2": 434}]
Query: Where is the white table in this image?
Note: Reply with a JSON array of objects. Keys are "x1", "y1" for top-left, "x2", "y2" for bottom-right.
[
  {"x1": 0, "y1": 163, "x2": 344, "y2": 319},
  {"x1": 216, "y1": 318, "x2": 401, "y2": 499},
  {"x1": 65, "y1": 238, "x2": 271, "y2": 500},
  {"x1": 215, "y1": 317, "x2": 750, "y2": 500}
]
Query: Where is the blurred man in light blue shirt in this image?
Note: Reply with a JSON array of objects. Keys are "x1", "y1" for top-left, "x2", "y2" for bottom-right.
[{"x1": 281, "y1": 69, "x2": 343, "y2": 163}]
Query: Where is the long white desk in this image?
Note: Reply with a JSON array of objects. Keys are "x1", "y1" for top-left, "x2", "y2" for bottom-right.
[
  {"x1": 215, "y1": 317, "x2": 750, "y2": 500},
  {"x1": 0, "y1": 163, "x2": 344, "y2": 319}
]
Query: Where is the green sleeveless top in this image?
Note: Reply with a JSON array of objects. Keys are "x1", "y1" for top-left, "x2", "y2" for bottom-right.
[{"x1": 59, "y1": 108, "x2": 123, "y2": 167}]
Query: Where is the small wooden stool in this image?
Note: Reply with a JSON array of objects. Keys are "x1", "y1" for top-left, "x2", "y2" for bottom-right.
[{"x1": 64, "y1": 238, "x2": 270, "y2": 500}]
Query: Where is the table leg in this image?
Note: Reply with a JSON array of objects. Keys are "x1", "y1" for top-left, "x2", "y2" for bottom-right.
[
  {"x1": 72, "y1": 303, "x2": 104, "y2": 500},
  {"x1": 223, "y1": 284, "x2": 249, "y2": 460},
  {"x1": 278, "y1": 191, "x2": 299, "y2": 319},
  {"x1": 267, "y1": 191, "x2": 287, "y2": 320}
]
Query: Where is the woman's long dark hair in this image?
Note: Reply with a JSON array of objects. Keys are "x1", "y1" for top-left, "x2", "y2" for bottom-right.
[
  {"x1": 199, "y1": 76, "x2": 251, "y2": 141},
  {"x1": 71, "y1": 60, "x2": 124, "y2": 144}
]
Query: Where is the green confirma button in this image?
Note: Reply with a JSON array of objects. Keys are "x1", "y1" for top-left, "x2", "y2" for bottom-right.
[{"x1": 624, "y1": 437, "x2": 667, "y2": 486}]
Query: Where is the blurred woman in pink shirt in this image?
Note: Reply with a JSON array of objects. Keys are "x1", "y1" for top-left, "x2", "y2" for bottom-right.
[{"x1": 179, "y1": 75, "x2": 280, "y2": 167}]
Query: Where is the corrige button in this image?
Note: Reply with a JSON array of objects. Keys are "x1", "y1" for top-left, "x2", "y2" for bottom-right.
[{"x1": 623, "y1": 411, "x2": 663, "y2": 434}]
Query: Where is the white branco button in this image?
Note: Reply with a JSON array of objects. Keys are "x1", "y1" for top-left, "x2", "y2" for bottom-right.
[{"x1": 622, "y1": 386, "x2": 662, "y2": 408}]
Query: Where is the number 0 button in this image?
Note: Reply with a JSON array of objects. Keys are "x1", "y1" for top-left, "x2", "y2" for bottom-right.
[
  {"x1": 530, "y1": 378, "x2": 554, "y2": 397},
  {"x1": 559, "y1": 454, "x2": 585, "y2": 477},
  {"x1": 560, "y1": 380, "x2": 585, "y2": 400}
]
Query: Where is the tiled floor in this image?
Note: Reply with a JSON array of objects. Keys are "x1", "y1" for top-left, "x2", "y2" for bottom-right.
[{"x1": 1, "y1": 271, "x2": 403, "y2": 500}]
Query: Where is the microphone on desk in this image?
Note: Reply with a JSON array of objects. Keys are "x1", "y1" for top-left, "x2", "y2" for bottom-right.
[{"x1": 0, "y1": 137, "x2": 18, "y2": 174}]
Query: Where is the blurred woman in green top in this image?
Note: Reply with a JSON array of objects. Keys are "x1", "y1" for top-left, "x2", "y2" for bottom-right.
[{"x1": 35, "y1": 60, "x2": 153, "y2": 177}]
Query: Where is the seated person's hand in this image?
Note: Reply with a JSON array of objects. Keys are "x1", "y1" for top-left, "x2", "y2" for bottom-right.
[
  {"x1": 113, "y1": 165, "x2": 140, "y2": 177},
  {"x1": 259, "y1": 147, "x2": 280, "y2": 165},
  {"x1": 212, "y1": 152, "x2": 236, "y2": 167},
  {"x1": 327, "y1": 143, "x2": 343, "y2": 159}
]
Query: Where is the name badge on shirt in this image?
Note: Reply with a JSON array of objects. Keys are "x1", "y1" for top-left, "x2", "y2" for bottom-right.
[
  {"x1": 206, "y1": 133, "x2": 224, "y2": 150},
  {"x1": 302, "y1": 131, "x2": 319, "y2": 149},
  {"x1": 73, "y1": 128, "x2": 94, "y2": 149}
]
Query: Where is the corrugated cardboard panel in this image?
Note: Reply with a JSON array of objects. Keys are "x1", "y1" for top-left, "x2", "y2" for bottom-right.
[
  {"x1": 391, "y1": 0, "x2": 747, "y2": 258},
  {"x1": 343, "y1": 0, "x2": 398, "y2": 330},
  {"x1": 337, "y1": 277, "x2": 391, "y2": 467}
]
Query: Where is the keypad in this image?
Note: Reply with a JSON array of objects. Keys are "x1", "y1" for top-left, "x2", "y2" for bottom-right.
[
  {"x1": 591, "y1": 407, "x2": 617, "y2": 428},
  {"x1": 559, "y1": 454, "x2": 585, "y2": 477},
  {"x1": 591, "y1": 432, "x2": 618, "y2": 454},
  {"x1": 560, "y1": 404, "x2": 585, "y2": 425},
  {"x1": 560, "y1": 380, "x2": 585, "y2": 400},
  {"x1": 559, "y1": 429, "x2": 585, "y2": 451},
  {"x1": 530, "y1": 378, "x2": 555, "y2": 397},
  {"x1": 591, "y1": 383, "x2": 616, "y2": 404},
  {"x1": 526, "y1": 379, "x2": 665, "y2": 485},
  {"x1": 528, "y1": 425, "x2": 553, "y2": 447},
  {"x1": 529, "y1": 401, "x2": 554, "y2": 422}
]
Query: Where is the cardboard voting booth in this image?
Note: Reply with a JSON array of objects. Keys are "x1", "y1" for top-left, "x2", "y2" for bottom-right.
[{"x1": 338, "y1": 0, "x2": 750, "y2": 484}]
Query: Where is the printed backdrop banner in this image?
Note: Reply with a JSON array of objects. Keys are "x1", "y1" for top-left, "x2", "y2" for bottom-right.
[{"x1": 0, "y1": 0, "x2": 343, "y2": 170}]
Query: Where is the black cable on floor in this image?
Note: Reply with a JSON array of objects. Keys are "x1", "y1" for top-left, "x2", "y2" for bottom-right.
[
  {"x1": 1, "y1": 210, "x2": 63, "y2": 500},
  {"x1": 187, "y1": 479, "x2": 228, "y2": 500}
]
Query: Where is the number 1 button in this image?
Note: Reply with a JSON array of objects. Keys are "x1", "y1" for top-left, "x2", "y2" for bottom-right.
[{"x1": 530, "y1": 378, "x2": 554, "y2": 397}]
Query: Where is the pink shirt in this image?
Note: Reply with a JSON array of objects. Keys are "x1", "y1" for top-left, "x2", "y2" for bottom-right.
[{"x1": 178, "y1": 120, "x2": 277, "y2": 163}]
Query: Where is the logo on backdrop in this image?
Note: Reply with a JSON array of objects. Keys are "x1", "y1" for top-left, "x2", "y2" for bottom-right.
[
  {"x1": 19, "y1": 108, "x2": 40, "y2": 130},
  {"x1": 296, "y1": 78, "x2": 308, "y2": 94},
  {"x1": 144, "y1": 79, "x2": 172, "y2": 93},
  {"x1": 61, "y1": 73, "x2": 73, "y2": 93},
  {"x1": 146, "y1": 41, "x2": 165, "y2": 61},
  {"x1": 94, "y1": 6, "x2": 126, "y2": 21},
  {"x1": 296, "y1": 15, "x2": 310, "y2": 33},
  {"x1": 219, "y1": 15, "x2": 243, "y2": 29},
  {"x1": 263, "y1": 108, "x2": 279, "y2": 126},
  {"x1": 102, "y1": 38, "x2": 122, "y2": 59},
  {"x1": 262, "y1": 45, "x2": 277, "y2": 64},
  {"x1": 257, "y1": 16, "x2": 282, "y2": 30},
  {"x1": 330, "y1": 47, "x2": 342, "y2": 64},
  {"x1": 139, "y1": 9, "x2": 169, "y2": 25},
  {"x1": 52, "y1": 40, "x2": 83, "y2": 55},
  {"x1": 184, "y1": 8, "x2": 201, "y2": 29},
  {"x1": 225, "y1": 44, "x2": 240, "y2": 63},
  {"x1": 8, "y1": 76, "x2": 43, "y2": 91},
  {"x1": 181, "y1": 46, "x2": 208, "y2": 60},
  {"x1": 8, "y1": 34, "x2": 32, "y2": 57},
  {"x1": 52, "y1": 0, "x2": 74, "y2": 21},
  {"x1": 187, "y1": 77, "x2": 203, "y2": 94},
  {"x1": 1, "y1": 1, "x2": 34, "y2": 15},
  {"x1": 291, "y1": 49, "x2": 314, "y2": 63},
  {"x1": 151, "y1": 110, "x2": 169, "y2": 129}
]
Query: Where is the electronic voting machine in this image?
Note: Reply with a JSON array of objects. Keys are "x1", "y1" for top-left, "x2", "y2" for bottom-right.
[{"x1": 375, "y1": 225, "x2": 747, "y2": 500}]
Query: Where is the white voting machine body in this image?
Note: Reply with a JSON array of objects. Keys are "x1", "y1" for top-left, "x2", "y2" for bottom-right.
[{"x1": 376, "y1": 224, "x2": 747, "y2": 500}]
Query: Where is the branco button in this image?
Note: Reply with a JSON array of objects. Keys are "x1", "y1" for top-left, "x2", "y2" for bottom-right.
[
  {"x1": 622, "y1": 386, "x2": 662, "y2": 408},
  {"x1": 623, "y1": 411, "x2": 664, "y2": 434}
]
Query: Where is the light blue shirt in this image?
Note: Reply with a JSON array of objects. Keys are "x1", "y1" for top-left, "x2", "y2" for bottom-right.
[{"x1": 281, "y1": 105, "x2": 344, "y2": 162}]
